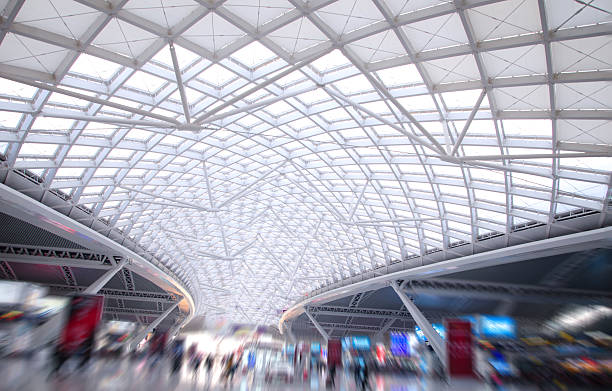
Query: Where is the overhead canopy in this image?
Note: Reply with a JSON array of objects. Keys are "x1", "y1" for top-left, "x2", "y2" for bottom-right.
[{"x1": 0, "y1": 0, "x2": 610, "y2": 325}]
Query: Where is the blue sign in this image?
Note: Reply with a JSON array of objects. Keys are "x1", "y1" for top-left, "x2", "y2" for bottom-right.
[
  {"x1": 432, "y1": 324, "x2": 445, "y2": 340},
  {"x1": 341, "y1": 337, "x2": 350, "y2": 350},
  {"x1": 415, "y1": 326, "x2": 426, "y2": 342},
  {"x1": 415, "y1": 324, "x2": 445, "y2": 342},
  {"x1": 311, "y1": 342, "x2": 321, "y2": 355},
  {"x1": 390, "y1": 332, "x2": 410, "y2": 356},
  {"x1": 479, "y1": 315, "x2": 516, "y2": 338},
  {"x1": 351, "y1": 336, "x2": 371, "y2": 350}
]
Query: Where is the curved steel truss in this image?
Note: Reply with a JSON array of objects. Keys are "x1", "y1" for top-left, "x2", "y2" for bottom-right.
[{"x1": 0, "y1": 0, "x2": 610, "y2": 324}]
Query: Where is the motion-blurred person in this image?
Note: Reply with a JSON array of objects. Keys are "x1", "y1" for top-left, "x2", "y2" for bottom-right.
[
  {"x1": 148, "y1": 330, "x2": 167, "y2": 369},
  {"x1": 327, "y1": 364, "x2": 336, "y2": 388},
  {"x1": 356, "y1": 358, "x2": 370, "y2": 391},
  {"x1": 205, "y1": 354, "x2": 214, "y2": 374},
  {"x1": 191, "y1": 351, "x2": 202, "y2": 378},
  {"x1": 222, "y1": 353, "x2": 234, "y2": 388},
  {"x1": 171, "y1": 339, "x2": 185, "y2": 375}
]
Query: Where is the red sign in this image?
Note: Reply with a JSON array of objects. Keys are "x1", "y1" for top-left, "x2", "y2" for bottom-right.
[
  {"x1": 58, "y1": 295, "x2": 104, "y2": 354},
  {"x1": 376, "y1": 344, "x2": 386, "y2": 364},
  {"x1": 327, "y1": 339, "x2": 342, "y2": 367},
  {"x1": 445, "y1": 319, "x2": 474, "y2": 377}
]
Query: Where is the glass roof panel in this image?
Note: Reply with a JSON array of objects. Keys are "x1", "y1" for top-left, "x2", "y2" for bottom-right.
[{"x1": 0, "y1": 0, "x2": 609, "y2": 326}]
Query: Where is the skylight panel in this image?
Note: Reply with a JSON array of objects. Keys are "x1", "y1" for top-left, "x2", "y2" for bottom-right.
[
  {"x1": 478, "y1": 208, "x2": 507, "y2": 224},
  {"x1": 66, "y1": 145, "x2": 100, "y2": 158},
  {"x1": 311, "y1": 50, "x2": 351, "y2": 73},
  {"x1": 277, "y1": 70, "x2": 307, "y2": 86},
  {"x1": 264, "y1": 100, "x2": 294, "y2": 117},
  {"x1": 296, "y1": 88, "x2": 330, "y2": 105},
  {"x1": 558, "y1": 179, "x2": 608, "y2": 199},
  {"x1": 107, "y1": 148, "x2": 134, "y2": 159},
  {"x1": 169, "y1": 86, "x2": 203, "y2": 103},
  {"x1": 82, "y1": 123, "x2": 117, "y2": 137},
  {"x1": 126, "y1": 128, "x2": 154, "y2": 141},
  {"x1": 319, "y1": 107, "x2": 350, "y2": 122},
  {"x1": 513, "y1": 195, "x2": 550, "y2": 213},
  {"x1": 94, "y1": 167, "x2": 119, "y2": 177},
  {"x1": 82, "y1": 186, "x2": 105, "y2": 195},
  {"x1": 397, "y1": 94, "x2": 437, "y2": 111},
  {"x1": 512, "y1": 172, "x2": 552, "y2": 190},
  {"x1": 48, "y1": 92, "x2": 90, "y2": 107},
  {"x1": 470, "y1": 168, "x2": 504, "y2": 183},
  {"x1": 124, "y1": 71, "x2": 167, "y2": 93},
  {"x1": 441, "y1": 90, "x2": 490, "y2": 110},
  {"x1": 127, "y1": 168, "x2": 147, "y2": 177},
  {"x1": 332, "y1": 74, "x2": 373, "y2": 95},
  {"x1": 18, "y1": 143, "x2": 58, "y2": 157},
  {"x1": 0, "y1": 111, "x2": 23, "y2": 128},
  {"x1": 474, "y1": 189, "x2": 505, "y2": 204},
  {"x1": 236, "y1": 114, "x2": 260, "y2": 128},
  {"x1": 142, "y1": 151, "x2": 164, "y2": 162},
  {"x1": 161, "y1": 135, "x2": 183, "y2": 146},
  {"x1": 198, "y1": 63, "x2": 236, "y2": 86},
  {"x1": 108, "y1": 96, "x2": 143, "y2": 109},
  {"x1": 151, "y1": 107, "x2": 178, "y2": 117},
  {"x1": 0, "y1": 79, "x2": 37, "y2": 98},
  {"x1": 452, "y1": 119, "x2": 497, "y2": 135},
  {"x1": 560, "y1": 157, "x2": 612, "y2": 173},
  {"x1": 55, "y1": 167, "x2": 85, "y2": 178},
  {"x1": 375, "y1": 64, "x2": 423, "y2": 87},
  {"x1": 232, "y1": 41, "x2": 276, "y2": 68},
  {"x1": 69, "y1": 53, "x2": 122, "y2": 80},
  {"x1": 439, "y1": 184, "x2": 467, "y2": 197},
  {"x1": 32, "y1": 117, "x2": 75, "y2": 132},
  {"x1": 153, "y1": 44, "x2": 199, "y2": 68},
  {"x1": 503, "y1": 119, "x2": 552, "y2": 137}
]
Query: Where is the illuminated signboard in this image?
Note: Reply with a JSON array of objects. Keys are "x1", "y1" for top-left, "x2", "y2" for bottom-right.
[
  {"x1": 311, "y1": 342, "x2": 321, "y2": 355},
  {"x1": 479, "y1": 315, "x2": 516, "y2": 338},
  {"x1": 415, "y1": 324, "x2": 445, "y2": 342},
  {"x1": 351, "y1": 336, "x2": 371, "y2": 350},
  {"x1": 390, "y1": 332, "x2": 410, "y2": 356}
]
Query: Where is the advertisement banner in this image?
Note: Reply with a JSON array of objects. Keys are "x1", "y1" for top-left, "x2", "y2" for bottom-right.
[
  {"x1": 58, "y1": 294, "x2": 104, "y2": 354},
  {"x1": 445, "y1": 319, "x2": 474, "y2": 377},
  {"x1": 327, "y1": 339, "x2": 342, "y2": 367},
  {"x1": 390, "y1": 332, "x2": 410, "y2": 357},
  {"x1": 479, "y1": 315, "x2": 516, "y2": 338}
]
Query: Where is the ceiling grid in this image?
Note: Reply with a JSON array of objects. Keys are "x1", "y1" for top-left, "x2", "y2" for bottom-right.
[{"x1": 0, "y1": 0, "x2": 610, "y2": 323}]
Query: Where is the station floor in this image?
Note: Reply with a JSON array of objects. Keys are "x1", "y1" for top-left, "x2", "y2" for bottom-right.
[{"x1": 0, "y1": 355, "x2": 535, "y2": 391}]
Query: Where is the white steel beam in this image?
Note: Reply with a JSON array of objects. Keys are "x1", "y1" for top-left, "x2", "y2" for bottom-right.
[
  {"x1": 451, "y1": 89, "x2": 487, "y2": 156},
  {"x1": 83, "y1": 257, "x2": 130, "y2": 294},
  {"x1": 129, "y1": 301, "x2": 180, "y2": 349},
  {"x1": 0, "y1": 72, "x2": 180, "y2": 125},
  {"x1": 304, "y1": 308, "x2": 329, "y2": 342},
  {"x1": 391, "y1": 281, "x2": 446, "y2": 367},
  {"x1": 168, "y1": 41, "x2": 191, "y2": 123}
]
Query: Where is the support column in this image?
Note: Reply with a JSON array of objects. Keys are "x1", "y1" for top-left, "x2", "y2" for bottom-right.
[
  {"x1": 284, "y1": 320, "x2": 297, "y2": 344},
  {"x1": 391, "y1": 281, "x2": 446, "y2": 368},
  {"x1": 304, "y1": 308, "x2": 329, "y2": 342},
  {"x1": 129, "y1": 301, "x2": 179, "y2": 350},
  {"x1": 83, "y1": 257, "x2": 129, "y2": 294}
]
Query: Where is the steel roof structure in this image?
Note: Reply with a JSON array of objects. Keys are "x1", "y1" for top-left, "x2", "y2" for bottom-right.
[{"x1": 0, "y1": 0, "x2": 610, "y2": 326}]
